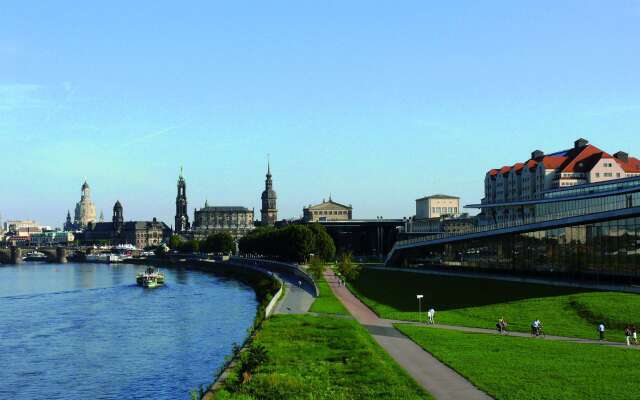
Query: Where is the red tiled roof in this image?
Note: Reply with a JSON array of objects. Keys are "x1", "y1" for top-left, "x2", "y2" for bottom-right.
[
  {"x1": 513, "y1": 163, "x2": 525, "y2": 173},
  {"x1": 488, "y1": 169, "x2": 498, "y2": 177},
  {"x1": 616, "y1": 156, "x2": 640, "y2": 173},
  {"x1": 499, "y1": 166, "x2": 511, "y2": 175},
  {"x1": 560, "y1": 144, "x2": 609, "y2": 173},
  {"x1": 540, "y1": 155, "x2": 568, "y2": 169}
]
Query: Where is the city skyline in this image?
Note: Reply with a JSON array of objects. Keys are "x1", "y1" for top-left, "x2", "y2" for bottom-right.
[{"x1": 2, "y1": 1, "x2": 640, "y2": 226}]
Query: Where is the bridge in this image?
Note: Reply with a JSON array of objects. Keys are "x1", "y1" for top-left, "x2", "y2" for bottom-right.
[{"x1": 0, "y1": 246, "x2": 93, "y2": 264}]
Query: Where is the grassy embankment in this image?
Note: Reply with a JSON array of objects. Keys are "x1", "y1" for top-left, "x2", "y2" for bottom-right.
[
  {"x1": 214, "y1": 274, "x2": 430, "y2": 399},
  {"x1": 308, "y1": 273, "x2": 349, "y2": 315},
  {"x1": 349, "y1": 269, "x2": 640, "y2": 341},
  {"x1": 396, "y1": 325, "x2": 640, "y2": 400}
]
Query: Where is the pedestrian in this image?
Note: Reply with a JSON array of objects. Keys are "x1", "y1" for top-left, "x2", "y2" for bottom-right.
[
  {"x1": 427, "y1": 308, "x2": 435, "y2": 324},
  {"x1": 598, "y1": 322, "x2": 605, "y2": 341},
  {"x1": 625, "y1": 325, "x2": 632, "y2": 346},
  {"x1": 633, "y1": 325, "x2": 638, "y2": 345}
]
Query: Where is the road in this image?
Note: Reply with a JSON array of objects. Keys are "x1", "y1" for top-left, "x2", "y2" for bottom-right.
[{"x1": 272, "y1": 270, "x2": 315, "y2": 314}]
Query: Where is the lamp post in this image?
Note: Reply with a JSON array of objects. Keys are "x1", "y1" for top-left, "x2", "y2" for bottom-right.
[{"x1": 416, "y1": 294, "x2": 424, "y2": 323}]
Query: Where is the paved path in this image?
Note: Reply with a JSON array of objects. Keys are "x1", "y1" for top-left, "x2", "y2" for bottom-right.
[
  {"x1": 324, "y1": 270, "x2": 492, "y2": 400},
  {"x1": 272, "y1": 271, "x2": 315, "y2": 314},
  {"x1": 389, "y1": 321, "x2": 635, "y2": 349}
]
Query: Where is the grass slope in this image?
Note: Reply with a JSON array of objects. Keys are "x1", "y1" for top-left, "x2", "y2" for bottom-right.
[
  {"x1": 309, "y1": 274, "x2": 349, "y2": 315},
  {"x1": 215, "y1": 315, "x2": 430, "y2": 399},
  {"x1": 350, "y1": 269, "x2": 640, "y2": 341},
  {"x1": 396, "y1": 325, "x2": 640, "y2": 400}
]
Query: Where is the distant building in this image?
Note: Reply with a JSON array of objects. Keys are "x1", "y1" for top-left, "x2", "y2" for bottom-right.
[
  {"x1": 80, "y1": 201, "x2": 171, "y2": 249},
  {"x1": 193, "y1": 201, "x2": 255, "y2": 240},
  {"x1": 2, "y1": 220, "x2": 47, "y2": 245},
  {"x1": 260, "y1": 161, "x2": 278, "y2": 226},
  {"x1": 175, "y1": 168, "x2": 190, "y2": 233},
  {"x1": 405, "y1": 214, "x2": 477, "y2": 235},
  {"x1": 482, "y1": 138, "x2": 640, "y2": 224},
  {"x1": 303, "y1": 197, "x2": 353, "y2": 222},
  {"x1": 415, "y1": 195, "x2": 460, "y2": 219},
  {"x1": 31, "y1": 231, "x2": 75, "y2": 246},
  {"x1": 73, "y1": 181, "x2": 97, "y2": 229}
]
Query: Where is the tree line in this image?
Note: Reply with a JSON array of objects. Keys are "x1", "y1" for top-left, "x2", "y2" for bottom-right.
[
  {"x1": 167, "y1": 232, "x2": 236, "y2": 254},
  {"x1": 238, "y1": 223, "x2": 336, "y2": 262}
]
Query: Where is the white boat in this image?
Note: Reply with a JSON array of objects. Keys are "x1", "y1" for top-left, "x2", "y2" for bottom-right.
[
  {"x1": 85, "y1": 253, "x2": 123, "y2": 263},
  {"x1": 23, "y1": 251, "x2": 48, "y2": 262}
]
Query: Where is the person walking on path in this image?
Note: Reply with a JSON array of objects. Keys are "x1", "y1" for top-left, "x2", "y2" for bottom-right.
[
  {"x1": 427, "y1": 308, "x2": 435, "y2": 324},
  {"x1": 625, "y1": 325, "x2": 632, "y2": 346},
  {"x1": 633, "y1": 325, "x2": 638, "y2": 345},
  {"x1": 598, "y1": 323, "x2": 606, "y2": 341}
]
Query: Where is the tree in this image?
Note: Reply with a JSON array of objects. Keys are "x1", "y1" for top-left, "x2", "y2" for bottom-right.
[
  {"x1": 337, "y1": 252, "x2": 361, "y2": 282},
  {"x1": 178, "y1": 239, "x2": 200, "y2": 253},
  {"x1": 201, "y1": 232, "x2": 236, "y2": 254},
  {"x1": 307, "y1": 256, "x2": 326, "y2": 281},
  {"x1": 168, "y1": 234, "x2": 183, "y2": 250},
  {"x1": 307, "y1": 223, "x2": 336, "y2": 260}
]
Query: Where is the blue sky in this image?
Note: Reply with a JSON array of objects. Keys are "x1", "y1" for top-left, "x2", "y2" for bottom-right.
[{"x1": 1, "y1": 1, "x2": 640, "y2": 227}]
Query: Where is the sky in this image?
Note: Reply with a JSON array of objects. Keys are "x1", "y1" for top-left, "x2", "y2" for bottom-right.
[{"x1": 1, "y1": 1, "x2": 640, "y2": 228}]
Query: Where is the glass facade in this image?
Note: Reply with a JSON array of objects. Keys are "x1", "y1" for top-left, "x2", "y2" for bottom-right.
[{"x1": 409, "y1": 215, "x2": 640, "y2": 281}]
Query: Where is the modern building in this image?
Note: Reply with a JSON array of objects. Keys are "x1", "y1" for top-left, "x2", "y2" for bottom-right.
[
  {"x1": 80, "y1": 201, "x2": 171, "y2": 249},
  {"x1": 482, "y1": 139, "x2": 640, "y2": 225},
  {"x1": 387, "y1": 167, "x2": 640, "y2": 283},
  {"x1": 303, "y1": 197, "x2": 353, "y2": 222},
  {"x1": 175, "y1": 168, "x2": 190, "y2": 233},
  {"x1": 72, "y1": 181, "x2": 97, "y2": 229},
  {"x1": 415, "y1": 195, "x2": 460, "y2": 219},
  {"x1": 260, "y1": 161, "x2": 278, "y2": 226},
  {"x1": 317, "y1": 219, "x2": 404, "y2": 258},
  {"x1": 193, "y1": 201, "x2": 255, "y2": 240},
  {"x1": 405, "y1": 214, "x2": 477, "y2": 235}
]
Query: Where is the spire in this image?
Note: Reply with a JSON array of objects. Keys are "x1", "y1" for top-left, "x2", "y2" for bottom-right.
[
  {"x1": 329, "y1": 193, "x2": 332, "y2": 202},
  {"x1": 266, "y1": 154, "x2": 271, "y2": 177},
  {"x1": 180, "y1": 165, "x2": 183, "y2": 178}
]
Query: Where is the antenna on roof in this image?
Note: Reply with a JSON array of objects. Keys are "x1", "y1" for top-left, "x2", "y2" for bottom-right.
[{"x1": 180, "y1": 165, "x2": 183, "y2": 177}]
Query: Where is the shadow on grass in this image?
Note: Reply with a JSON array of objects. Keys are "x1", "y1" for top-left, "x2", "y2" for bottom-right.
[{"x1": 352, "y1": 269, "x2": 596, "y2": 311}]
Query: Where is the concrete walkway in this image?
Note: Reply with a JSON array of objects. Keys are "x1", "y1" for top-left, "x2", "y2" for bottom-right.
[
  {"x1": 272, "y1": 270, "x2": 315, "y2": 314},
  {"x1": 390, "y1": 321, "x2": 636, "y2": 349},
  {"x1": 324, "y1": 270, "x2": 492, "y2": 400}
]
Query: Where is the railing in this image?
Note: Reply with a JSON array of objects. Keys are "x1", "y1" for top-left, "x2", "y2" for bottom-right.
[{"x1": 393, "y1": 193, "x2": 637, "y2": 251}]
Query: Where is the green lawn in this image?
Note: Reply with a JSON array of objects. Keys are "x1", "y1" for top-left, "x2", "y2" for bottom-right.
[
  {"x1": 396, "y1": 325, "x2": 640, "y2": 400},
  {"x1": 349, "y1": 269, "x2": 640, "y2": 341},
  {"x1": 309, "y1": 274, "x2": 349, "y2": 315},
  {"x1": 215, "y1": 314, "x2": 430, "y2": 399}
]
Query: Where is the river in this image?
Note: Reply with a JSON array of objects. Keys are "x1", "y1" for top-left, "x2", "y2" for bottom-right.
[{"x1": 0, "y1": 262, "x2": 259, "y2": 399}]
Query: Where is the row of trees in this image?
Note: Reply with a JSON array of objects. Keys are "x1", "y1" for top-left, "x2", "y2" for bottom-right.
[
  {"x1": 238, "y1": 223, "x2": 336, "y2": 263},
  {"x1": 168, "y1": 232, "x2": 236, "y2": 254}
]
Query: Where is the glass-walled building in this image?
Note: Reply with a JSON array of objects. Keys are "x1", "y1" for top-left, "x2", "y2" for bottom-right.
[{"x1": 387, "y1": 176, "x2": 640, "y2": 282}]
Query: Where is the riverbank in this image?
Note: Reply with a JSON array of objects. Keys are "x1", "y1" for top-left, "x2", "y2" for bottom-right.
[{"x1": 212, "y1": 274, "x2": 430, "y2": 399}]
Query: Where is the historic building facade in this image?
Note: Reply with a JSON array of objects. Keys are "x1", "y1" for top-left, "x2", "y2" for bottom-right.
[
  {"x1": 260, "y1": 162, "x2": 277, "y2": 226},
  {"x1": 303, "y1": 197, "x2": 353, "y2": 222},
  {"x1": 72, "y1": 181, "x2": 97, "y2": 230},
  {"x1": 175, "y1": 169, "x2": 190, "y2": 233},
  {"x1": 80, "y1": 201, "x2": 171, "y2": 249},
  {"x1": 415, "y1": 194, "x2": 461, "y2": 219},
  {"x1": 193, "y1": 202, "x2": 255, "y2": 240},
  {"x1": 482, "y1": 139, "x2": 640, "y2": 225}
]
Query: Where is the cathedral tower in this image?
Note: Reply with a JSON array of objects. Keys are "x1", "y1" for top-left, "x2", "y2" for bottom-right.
[
  {"x1": 74, "y1": 180, "x2": 97, "y2": 229},
  {"x1": 260, "y1": 159, "x2": 278, "y2": 226},
  {"x1": 113, "y1": 201, "x2": 124, "y2": 233},
  {"x1": 175, "y1": 167, "x2": 190, "y2": 233}
]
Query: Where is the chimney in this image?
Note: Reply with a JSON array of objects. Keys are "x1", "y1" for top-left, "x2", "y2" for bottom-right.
[
  {"x1": 614, "y1": 151, "x2": 629, "y2": 162},
  {"x1": 531, "y1": 150, "x2": 544, "y2": 160},
  {"x1": 574, "y1": 138, "x2": 588, "y2": 149}
]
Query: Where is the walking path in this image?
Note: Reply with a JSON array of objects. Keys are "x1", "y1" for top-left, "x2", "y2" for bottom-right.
[
  {"x1": 389, "y1": 321, "x2": 635, "y2": 349},
  {"x1": 324, "y1": 269, "x2": 492, "y2": 400},
  {"x1": 272, "y1": 271, "x2": 315, "y2": 314}
]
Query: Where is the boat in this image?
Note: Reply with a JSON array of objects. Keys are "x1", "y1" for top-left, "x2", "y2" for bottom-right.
[
  {"x1": 136, "y1": 267, "x2": 165, "y2": 288},
  {"x1": 23, "y1": 251, "x2": 48, "y2": 262},
  {"x1": 86, "y1": 253, "x2": 123, "y2": 263}
]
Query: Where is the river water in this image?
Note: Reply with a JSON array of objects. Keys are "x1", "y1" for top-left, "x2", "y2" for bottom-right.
[{"x1": 0, "y1": 262, "x2": 258, "y2": 399}]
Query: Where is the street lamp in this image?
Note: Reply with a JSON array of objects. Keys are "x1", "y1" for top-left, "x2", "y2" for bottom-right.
[{"x1": 416, "y1": 294, "x2": 424, "y2": 323}]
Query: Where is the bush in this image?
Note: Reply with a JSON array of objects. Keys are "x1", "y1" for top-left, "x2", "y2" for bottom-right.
[
  {"x1": 337, "y1": 252, "x2": 361, "y2": 282},
  {"x1": 307, "y1": 257, "x2": 326, "y2": 281},
  {"x1": 201, "y1": 232, "x2": 236, "y2": 254}
]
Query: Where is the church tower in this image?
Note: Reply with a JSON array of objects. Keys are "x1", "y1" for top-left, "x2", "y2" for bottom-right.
[
  {"x1": 260, "y1": 158, "x2": 278, "y2": 226},
  {"x1": 175, "y1": 167, "x2": 190, "y2": 233},
  {"x1": 113, "y1": 201, "x2": 124, "y2": 233},
  {"x1": 74, "y1": 180, "x2": 97, "y2": 229}
]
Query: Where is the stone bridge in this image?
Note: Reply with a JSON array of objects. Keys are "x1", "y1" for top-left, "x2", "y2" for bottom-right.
[{"x1": 0, "y1": 246, "x2": 91, "y2": 264}]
